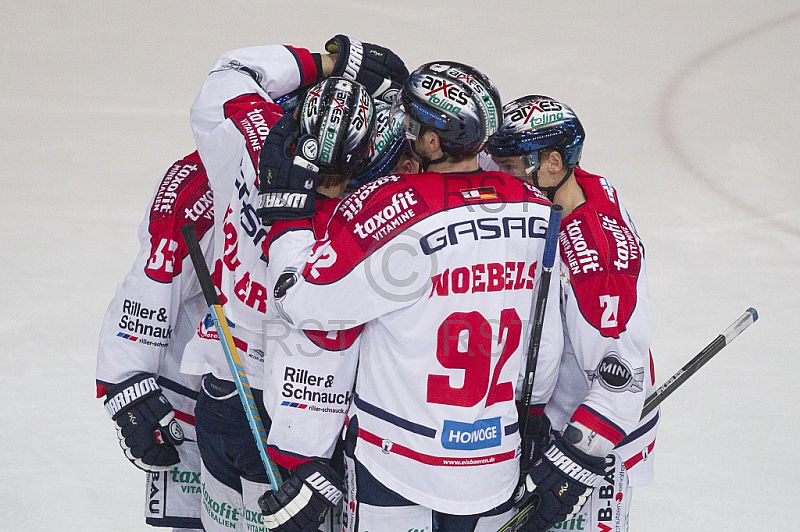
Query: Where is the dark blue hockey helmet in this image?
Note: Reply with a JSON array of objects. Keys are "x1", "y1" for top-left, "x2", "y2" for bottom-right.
[
  {"x1": 487, "y1": 95, "x2": 584, "y2": 174},
  {"x1": 400, "y1": 61, "x2": 502, "y2": 157},
  {"x1": 347, "y1": 101, "x2": 411, "y2": 190}
]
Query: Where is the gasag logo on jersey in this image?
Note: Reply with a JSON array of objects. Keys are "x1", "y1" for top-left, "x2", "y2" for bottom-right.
[
  {"x1": 585, "y1": 353, "x2": 644, "y2": 393},
  {"x1": 441, "y1": 417, "x2": 502, "y2": 450},
  {"x1": 420, "y1": 215, "x2": 547, "y2": 255},
  {"x1": 598, "y1": 213, "x2": 640, "y2": 274},
  {"x1": 352, "y1": 187, "x2": 429, "y2": 249},
  {"x1": 559, "y1": 215, "x2": 603, "y2": 282},
  {"x1": 117, "y1": 299, "x2": 171, "y2": 345}
]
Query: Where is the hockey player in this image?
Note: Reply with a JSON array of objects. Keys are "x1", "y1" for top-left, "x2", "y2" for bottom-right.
[
  {"x1": 257, "y1": 98, "x2": 420, "y2": 531},
  {"x1": 255, "y1": 62, "x2": 566, "y2": 532},
  {"x1": 486, "y1": 96, "x2": 660, "y2": 531},
  {"x1": 180, "y1": 37, "x2": 407, "y2": 531},
  {"x1": 96, "y1": 151, "x2": 214, "y2": 531}
]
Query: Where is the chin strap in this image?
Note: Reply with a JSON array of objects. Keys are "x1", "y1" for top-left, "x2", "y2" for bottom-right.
[
  {"x1": 410, "y1": 141, "x2": 447, "y2": 172},
  {"x1": 533, "y1": 166, "x2": 573, "y2": 201}
]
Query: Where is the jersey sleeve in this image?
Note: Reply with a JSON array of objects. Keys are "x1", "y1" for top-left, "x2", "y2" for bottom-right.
[
  {"x1": 96, "y1": 153, "x2": 214, "y2": 395},
  {"x1": 267, "y1": 178, "x2": 433, "y2": 328},
  {"x1": 190, "y1": 44, "x2": 319, "y2": 202},
  {"x1": 559, "y1": 199, "x2": 652, "y2": 444}
]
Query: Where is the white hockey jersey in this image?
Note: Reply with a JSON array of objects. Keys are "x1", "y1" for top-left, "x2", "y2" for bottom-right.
[
  {"x1": 181, "y1": 44, "x2": 322, "y2": 383},
  {"x1": 544, "y1": 167, "x2": 659, "y2": 486},
  {"x1": 261, "y1": 198, "x2": 363, "y2": 468},
  {"x1": 267, "y1": 171, "x2": 565, "y2": 515},
  {"x1": 96, "y1": 151, "x2": 214, "y2": 426}
]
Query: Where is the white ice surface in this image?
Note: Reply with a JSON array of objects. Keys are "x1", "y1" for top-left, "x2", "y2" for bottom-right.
[{"x1": 1, "y1": 2, "x2": 799, "y2": 530}]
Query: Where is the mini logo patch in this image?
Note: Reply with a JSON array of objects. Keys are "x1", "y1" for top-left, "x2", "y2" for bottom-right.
[{"x1": 585, "y1": 353, "x2": 644, "y2": 393}]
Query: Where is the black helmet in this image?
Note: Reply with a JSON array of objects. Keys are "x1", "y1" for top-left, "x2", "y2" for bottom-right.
[
  {"x1": 348, "y1": 101, "x2": 411, "y2": 190},
  {"x1": 487, "y1": 95, "x2": 584, "y2": 174},
  {"x1": 400, "y1": 62, "x2": 502, "y2": 157},
  {"x1": 299, "y1": 77, "x2": 375, "y2": 176}
]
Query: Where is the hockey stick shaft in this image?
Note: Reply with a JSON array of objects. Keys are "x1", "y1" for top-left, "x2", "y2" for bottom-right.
[
  {"x1": 519, "y1": 205, "x2": 563, "y2": 440},
  {"x1": 640, "y1": 306, "x2": 758, "y2": 418},
  {"x1": 499, "y1": 306, "x2": 759, "y2": 532},
  {"x1": 179, "y1": 223, "x2": 283, "y2": 492}
]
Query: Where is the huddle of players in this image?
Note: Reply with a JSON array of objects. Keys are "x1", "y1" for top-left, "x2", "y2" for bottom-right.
[{"x1": 96, "y1": 34, "x2": 659, "y2": 532}]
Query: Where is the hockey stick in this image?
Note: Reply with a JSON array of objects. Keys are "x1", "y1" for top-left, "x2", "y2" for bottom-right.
[
  {"x1": 499, "y1": 307, "x2": 759, "y2": 532},
  {"x1": 179, "y1": 223, "x2": 283, "y2": 492},
  {"x1": 518, "y1": 205, "x2": 563, "y2": 448},
  {"x1": 641, "y1": 306, "x2": 758, "y2": 418}
]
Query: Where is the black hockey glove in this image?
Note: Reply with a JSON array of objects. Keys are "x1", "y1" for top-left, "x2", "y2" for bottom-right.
[
  {"x1": 520, "y1": 414, "x2": 552, "y2": 474},
  {"x1": 325, "y1": 34, "x2": 408, "y2": 103},
  {"x1": 259, "y1": 461, "x2": 344, "y2": 532},
  {"x1": 103, "y1": 373, "x2": 184, "y2": 472},
  {"x1": 257, "y1": 113, "x2": 319, "y2": 224},
  {"x1": 513, "y1": 432, "x2": 605, "y2": 532}
]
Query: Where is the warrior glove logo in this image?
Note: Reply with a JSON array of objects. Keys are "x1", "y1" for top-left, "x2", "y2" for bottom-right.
[
  {"x1": 306, "y1": 472, "x2": 344, "y2": 505},
  {"x1": 258, "y1": 192, "x2": 309, "y2": 209}
]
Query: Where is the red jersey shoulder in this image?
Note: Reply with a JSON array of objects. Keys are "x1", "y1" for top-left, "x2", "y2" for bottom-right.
[
  {"x1": 305, "y1": 171, "x2": 549, "y2": 285},
  {"x1": 145, "y1": 152, "x2": 214, "y2": 283},
  {"x1": 222, "y1": 93, "x2": 284, "y2": 170},
  {"x1": 441, "y1": 170, "x2": 550, "y2": 208},
  {"x1": 560, "y1": 169, "x2": 643, "y2": 338}
]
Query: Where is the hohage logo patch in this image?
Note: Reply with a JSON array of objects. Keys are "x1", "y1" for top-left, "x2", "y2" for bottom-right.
[
  {"x1": 586, "y1": 353, "x2": 644, "y2": 393},
  {"x1": 441, "y1": 417, "x2": 502, "y2": 450}
]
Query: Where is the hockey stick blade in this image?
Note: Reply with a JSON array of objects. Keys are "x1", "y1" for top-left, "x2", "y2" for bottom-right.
[
  {"x1": 179, "y1": 223, "x2": 283, "y2": 492},
  {"x1": 641, "y1": 307, "x2": 758, "y2": 417},
  {"x1": 496, "y1": 496, "x2": 539, "y2": 532},
  {"x1": 499, "y1": 307, "x2": 758, "y2": 532}
]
